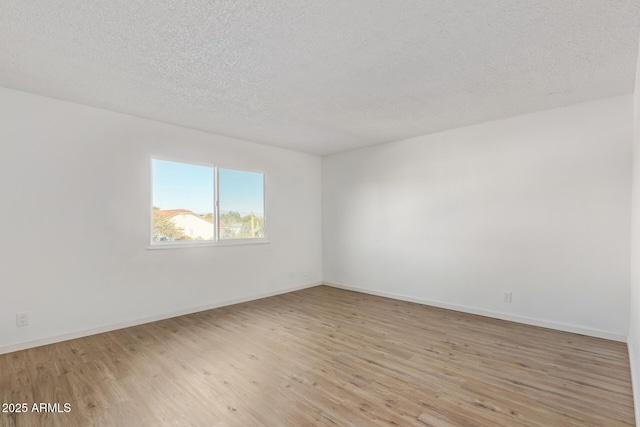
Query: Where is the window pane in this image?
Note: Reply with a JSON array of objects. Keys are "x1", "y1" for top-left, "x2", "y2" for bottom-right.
[
  {"x1": 152, "y1": 159, "x2": 214, "y2": 243},
  {"x1": 219, "y1": 168, "x2": 265, "y2": 239}
]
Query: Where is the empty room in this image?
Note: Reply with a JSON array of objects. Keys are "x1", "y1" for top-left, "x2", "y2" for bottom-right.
[{"x1": 2, "y1": 1, "x2": 640, "y2": 426}]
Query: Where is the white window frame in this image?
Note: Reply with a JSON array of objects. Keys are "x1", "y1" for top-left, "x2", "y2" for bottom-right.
[{"x1": 148, "y1": 157, "x2": 268, "y2": 249}]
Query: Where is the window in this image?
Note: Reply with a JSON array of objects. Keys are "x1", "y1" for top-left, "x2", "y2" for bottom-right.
[
  {"x1": 219, "y1": 168, "x2": 265, "y2": 239},
  {"x1": 151, "y1": 159, "x2": 266, "y2": 246}
]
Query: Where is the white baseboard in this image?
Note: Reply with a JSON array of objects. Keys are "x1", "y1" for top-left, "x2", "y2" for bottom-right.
[
  {"x1": 3, "y1": 280, "x2": 626, "y2": 356},
  {"x1": 324, "y1": 281, "x2": 627, "y2": 342},
  {"x1": 0, "y1": 281, "x2": 322, "y2": 355}
]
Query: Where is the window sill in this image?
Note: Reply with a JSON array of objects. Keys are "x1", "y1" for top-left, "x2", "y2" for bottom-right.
[{"x1": 146, "y1": 238, "x2": 270, "y2": 250}]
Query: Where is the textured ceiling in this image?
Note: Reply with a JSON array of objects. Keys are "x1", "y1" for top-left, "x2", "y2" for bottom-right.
[{"x1": 1, "y1": 1, "x2": 639, "y2": 156}]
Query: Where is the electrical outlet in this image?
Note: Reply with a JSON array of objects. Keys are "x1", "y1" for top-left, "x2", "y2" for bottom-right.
[
  {"x1": 16, "y1": 312, "x2": 29, "y2": 327},
  {"x1": 289, "y1": 272, "x2": 295, "y2": 280},
  {"x1": 503, "y1": 292, "x2": 512, "y2": 303}
]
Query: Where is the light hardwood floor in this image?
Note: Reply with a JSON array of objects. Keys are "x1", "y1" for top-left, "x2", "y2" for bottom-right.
[{"x1": 0, "y1": 286, "x2": 635, "y2": 426}]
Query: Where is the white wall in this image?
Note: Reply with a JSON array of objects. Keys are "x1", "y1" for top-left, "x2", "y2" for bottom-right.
[
  {"x1": 0, "y1": 85, "x2": 633, "y2": 358},
  {"x1": 323, "y1": 95, "x2": 632, "y2": 340},
  {"x1": 629, "y1": 41, "x2": 640, "y2": 424},
  {"x1": 0, "y1": 87, "x2": 322, "y2": 354}
]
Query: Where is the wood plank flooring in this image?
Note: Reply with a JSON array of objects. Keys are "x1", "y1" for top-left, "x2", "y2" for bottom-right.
[{"x1": 0, "y1": 285, "x2": 635, "y2": 426}]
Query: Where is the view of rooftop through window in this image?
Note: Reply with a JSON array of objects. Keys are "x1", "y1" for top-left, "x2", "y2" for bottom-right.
[{"x1": 152, "y1": 159, "x2": 265, "y2": 243}]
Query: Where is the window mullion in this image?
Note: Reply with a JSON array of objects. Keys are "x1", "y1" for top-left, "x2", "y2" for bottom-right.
[{"x1": 214, "y1": 166, "x2": 220, "y2": 242}]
